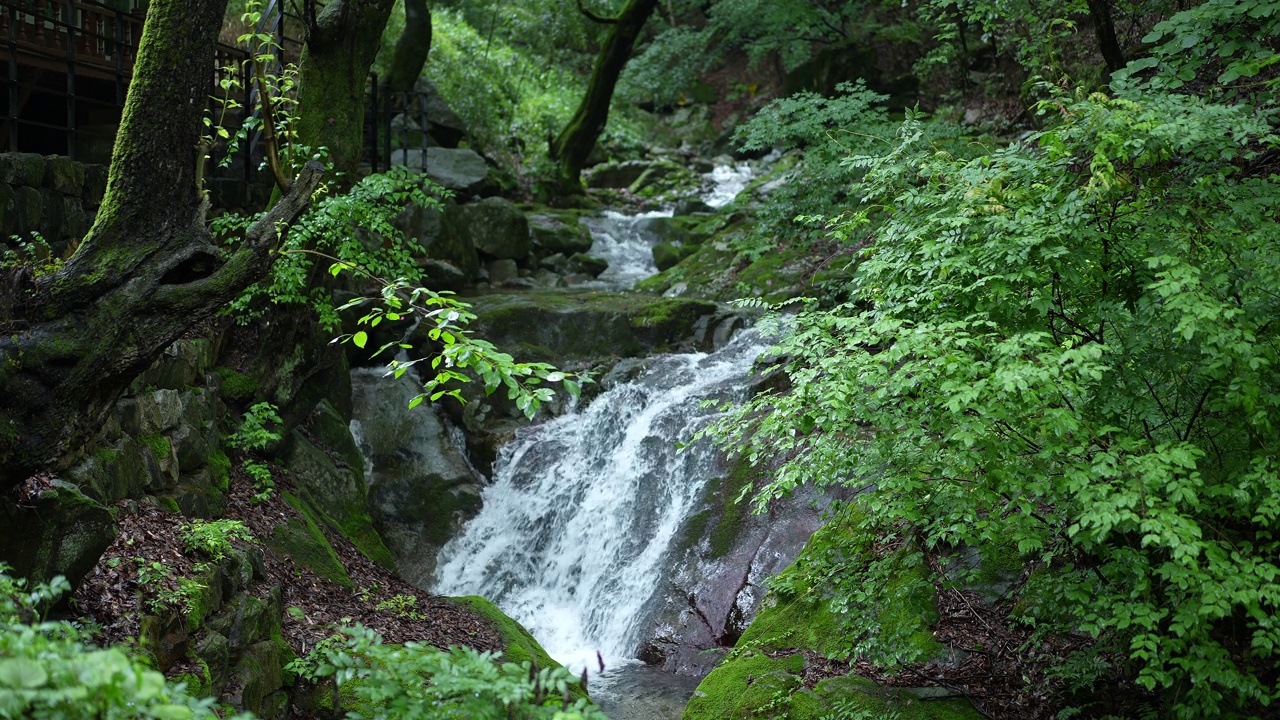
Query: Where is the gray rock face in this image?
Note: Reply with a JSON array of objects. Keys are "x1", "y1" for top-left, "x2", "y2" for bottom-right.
[
  {"x1": 528, "y1": 213, "x2": 594, "y2": 255},
  {"x1": 638, "y1": 478, "x2": 836, "y2": 676},
  {"x1": 350, "y1": 369, "x2": 484, "y2": 589},
  {"x1": 428, "y1": 147, "x2": 489, "y2": 193},
  {"x1": 415, "y1": 78, "x2": 469, "y2": 148},
  {"x1": 456, "y1": 197, "x2": 530, "y2": 260}
]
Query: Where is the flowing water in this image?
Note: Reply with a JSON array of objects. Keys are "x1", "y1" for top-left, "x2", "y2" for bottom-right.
[{"x1": 432, "y1": 159, "x2": 767, "y2": 717}]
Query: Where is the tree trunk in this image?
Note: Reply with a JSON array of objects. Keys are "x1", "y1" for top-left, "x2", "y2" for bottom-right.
[
  {"x1": 1086, "y1": 0, "x2": 1125, "y2": 74},
  {"x1": 384, "y1": 0, "x2": 431, "y2": 93},
  {"x1": 549, "y1": 0, "x2": 659, "y2": 195},
  {"x1": 295, "y1": 0, "x2": 398, "y2": 180},
  {"x1": 0, "y1": 0, "x2": 324, "y2": 488}
]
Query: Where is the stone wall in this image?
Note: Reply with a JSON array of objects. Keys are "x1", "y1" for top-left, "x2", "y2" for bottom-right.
[{"x1": 0, "y1": 153, "x2": 108, "y2": 256}]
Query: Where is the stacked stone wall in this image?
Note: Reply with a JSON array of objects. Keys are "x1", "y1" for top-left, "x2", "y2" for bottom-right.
[{"x1": 0, "y1": 153, "x2": 108, "y2": 257}]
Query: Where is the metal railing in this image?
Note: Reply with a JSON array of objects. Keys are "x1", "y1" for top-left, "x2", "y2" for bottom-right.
[
  {"x1": 366, "y1": 77, "x2": 432, "y2": 177},
  {"x1": 0, "y1": 0, "x2": 145, "y2": 158}
]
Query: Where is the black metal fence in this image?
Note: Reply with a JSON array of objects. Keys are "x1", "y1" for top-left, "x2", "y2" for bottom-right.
[
  {"x1": 3, "y1": 0, "x2": 434, "y2": 194},
  {"x1": 366, "y1": 78, "x2": 433, "y2": 176}
]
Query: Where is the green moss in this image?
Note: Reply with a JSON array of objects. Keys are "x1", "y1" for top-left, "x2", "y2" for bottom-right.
[
  {"x1": 208, "y1": 450, "x2": 232, "y2": 492},
  {"x1": 448, "y1": 596, "x2": 591, "y2": 704},
  {"x1": 181, "y1": 577, "x2": 211, "y2": 632},
  {"x1": 157, "y1": 496, "x2": 181, "y2": 513},
  {"x1": 215, "y1": 367, "x2": 259, "y2": 401},
  {"x1": 684, "y1": 508, "x2": 982, "y2": 720},
  {"x1": 141, "y1": 435, "x2": 171, "y2": 460},
  {"x1": 263, "y1": 491, "x2": 353, "y2": 588},
  {"x1": 682, "y1": 652, "x2": 805, "y2": 720},
  {"x1": 95, "y1": 447, "x2": 120, "y2": 465}
]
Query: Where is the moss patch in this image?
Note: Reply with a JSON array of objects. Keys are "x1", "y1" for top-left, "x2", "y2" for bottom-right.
[
  {"x1": 215, "y1": 367, "x2": 259, "y2": 401},
  {"x1": 448, "y1": 596, "x2": 590, "y2": 703},
  {"x1": 208, "y1": 450, "x2": 232, "y2": 492},
  {"x1": 263, "y1": 491, "x2": 353, "y2": 589},
  {"x1": 142, "y1": 434, "x2": 171, "y2": 460},
  {"x1": 683, "y1": 509, "x2": 982, "y2": 720}
]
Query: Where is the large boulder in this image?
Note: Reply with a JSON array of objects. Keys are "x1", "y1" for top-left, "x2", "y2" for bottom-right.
[
  {"x1": 528, "y1": 213, "x2": 594, "y2": 255},
  {"x1": 415, "y1": 78, "x2": 469, "y2": 148},
  {"x1": 350, "y1": 368, "x2": 485, "y2": 589},
  {"x1": 586, "y1": 160, "x2": 652, "y2": 189},
  {"x1": 0, "y1": 481, "x2": 115, "y2": 587},
  {"x1": 393, "y1": 146, "x2": 490, "y2": 195},
  {"x1": 681, "y1": 511, "x2": 985, "y2": 720},
  {"x1": 639, "y1": 457, "x2": 834, "y2": 676},
  {"x1": 446, "y1": 197, "x2": 530, "y2": 261},
  {"x1": 458, "y1": 291, "x2": 720, "y2": 365}
]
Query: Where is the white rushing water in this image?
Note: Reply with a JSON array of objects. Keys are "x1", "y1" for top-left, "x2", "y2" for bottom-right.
[
  {"x1": 581, "y1": 209, "x2": 672, "y2": 288},
  {"x1": 432, "y1": 331, "x2": 765, "y2": 674},
  {"x1": 702, "y1": 162, "x2": 754, "y2": 209}
]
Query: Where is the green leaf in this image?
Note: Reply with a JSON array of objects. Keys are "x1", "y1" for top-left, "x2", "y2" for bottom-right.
[
  {"x1": 0, "y1": 658, "x2": 47, "y2": 688},
  {"x1": 353, "y1": 331, "x2": 368, "y2": 349}
]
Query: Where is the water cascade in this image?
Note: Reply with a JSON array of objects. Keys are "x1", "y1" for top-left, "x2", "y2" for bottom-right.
[{"x1": 432, "y1": 330, "x2": 766, "y2": 672}]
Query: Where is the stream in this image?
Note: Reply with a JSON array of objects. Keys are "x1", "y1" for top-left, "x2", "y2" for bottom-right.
[{"x1": 431, "y1": 159, "x2": 766, "y2": 718}]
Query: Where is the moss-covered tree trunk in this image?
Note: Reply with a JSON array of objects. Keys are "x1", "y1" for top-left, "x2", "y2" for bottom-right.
[
  {"x1": 549, "y1": 0, "x2": 659, "y2": 196},
  {"x1": 0, "y1": 0, "x2": 323, "y2": 488},
  {"x1": 1085, "y1": 0, "x2": 1125, "y2": 74},
  {"x1": 384, "y1": 0, "x2": 431, "y2": 92},
  {"x1": 295, "y1": 0, "x2": 397, "y2": 180}
]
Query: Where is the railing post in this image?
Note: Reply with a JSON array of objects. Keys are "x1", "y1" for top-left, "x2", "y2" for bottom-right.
[
  {"x1": 63, "y1": 0, "x2": 76, "y2": 159},
  {"x1": 7, "y1": 3, "x2": 19, "y2": 152},
  {"x1": 368, "y1": 74, "x2": 378, "y2": 173}
]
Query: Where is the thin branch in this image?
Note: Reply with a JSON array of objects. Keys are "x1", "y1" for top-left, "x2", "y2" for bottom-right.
[{"x1": 576, "y1": 0, "x2": 617, "y2": 24}]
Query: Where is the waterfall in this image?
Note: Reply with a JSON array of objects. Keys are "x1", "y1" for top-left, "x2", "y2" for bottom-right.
[
  {"x1": 582, "y1": 210, "x2": 671, "y2": 289},
  {"x1": 432, "y1": 330, "x2": 766, "y2": 673}
]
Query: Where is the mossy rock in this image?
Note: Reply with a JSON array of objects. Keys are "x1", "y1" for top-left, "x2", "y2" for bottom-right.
[
  {"x1": 684, "y1": 509, "x2": 982, "y2": 720},
  {"x1": 283, "y1": 430, "x2": 396, "y2": 570},
  {"x1": 263, "y1": 491, "x2": 353, "y2": 588},
  {"x1": 447, "y1": 596, "x2": 591, "y2": 703},
  {"x1": 458, "y1": 290, "x2": 718, "y2": 364},
  {"x1": 0, "y1": 481, "x2": 116, "y2": 587}
]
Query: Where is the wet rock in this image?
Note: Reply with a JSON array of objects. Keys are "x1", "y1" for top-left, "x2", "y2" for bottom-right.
[
  {"x1": 351, "y1": 369, "x2": 484, "y2": 589},
  {"x1": 586, "y1": 160, "x2": 652, "y2": 189},
  {"x1": 529, "y1": 213, "x2": 594, "y2": 255},
  {"x1": 412, "y1": 147, "x2": 490, "y2": 194},
  {"x1": 567, "y1": 252, "x2": 608, "y2": 278},
  {"x1": 447, "y1": 197, "x2": 530, "y2": 261}
]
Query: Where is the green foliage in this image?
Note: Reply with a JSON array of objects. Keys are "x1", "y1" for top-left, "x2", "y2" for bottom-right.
[
  {"x1": 215, "y1": 167, "x2": 443, "y2": 330},
  {"x1": 228, "y1": 402, "x2": 282, "y2": 452},
  {"x1": 1, "y1": 233, "x2": 64, "y2": 278},
  {"x1": 330, "y1": 268, "x2": 586, "y2": 419},
  {"x1": 374, "y1": 594, "x2": 424, "y2": 621},
  {"x1": 0, "y1": 568, "x2": 244, "y2": 720},
  {"x1": 1116, "y1": 0, "x2": 1280, "y2": 92},
  {"x1": 288, "y1": 625, "x2": 608, "y2": 720},
  {"x1": 712, "y1": 84, "x2": 1280, "y2": 717},
  {"x1": 228, "y1": 402, "x2": 282, "y2": 503},
  {"x1": 180, "y1": 519, "x2": 256, "y2": 562},
  {"x1": 134, "y1": 559, "x2": 204, "y2": 615}
]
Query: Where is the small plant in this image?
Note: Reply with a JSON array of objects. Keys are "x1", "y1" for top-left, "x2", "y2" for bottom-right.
[
  {"x1": 133, "y1": 558, "x2": 203, "y2": 615},
  {"x1": 242, "y1": 459, "x2": 275, "y2": 504},
  {"x1": 229, "y1": 402, "x2": 283, "y2": 503},
  {"x1": 228, "y1": 402, "x2": 282, "y2": 452},
  {"x1": 357, "y1": 583, "x2": 382, "y2": 603},
  {"x1": 2, "y1": 232, "x2": 64, "y2": 278},
  {"x1": 180, "y1": 519, "x2": 256, "y2": 561},
  {"x1": 375, "y1": 594, "x2": 424, "y2": 621},
  {"x1": 288, "y1": 625, "x2": 609, "y2": 719}
]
